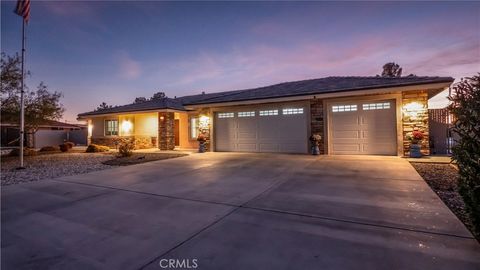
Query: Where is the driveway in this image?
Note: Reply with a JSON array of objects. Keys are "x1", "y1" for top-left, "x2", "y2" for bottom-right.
[{"x1": 2, "y1": 153, "x2": 479, "y2": 269}]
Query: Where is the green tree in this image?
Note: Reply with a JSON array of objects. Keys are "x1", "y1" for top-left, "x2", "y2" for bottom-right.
[
  {"x1": 1, "y1": 53, "x2": 64, "y2": 133},
  {"x1": 381, "y1": 62, "x2": 403, "y2": 77},
  {"x1": 448, "y1": 74, "x2": 480, "y2": 236},
  {"x1": 134, "y1": 97, "x2": 147, "y2": 103},
  {"x1": 95, "y1": 102, "x2": 112, "y2": 111},
  {"x1": 151, "y1": 91, "x2": 166, "y2": 100}
]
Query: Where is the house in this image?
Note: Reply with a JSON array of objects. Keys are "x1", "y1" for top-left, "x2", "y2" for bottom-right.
[
  {"x1": 77, "y1": 76, "x2": 454, "y2": 156},
  {"x1": 1, "y1": 120, "x2": 87, "y2": 149}
]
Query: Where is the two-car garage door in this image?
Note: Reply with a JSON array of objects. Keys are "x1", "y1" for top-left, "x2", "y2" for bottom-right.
[{"x1": 215, "y1": 104, "x2": 308, "y2": 153}]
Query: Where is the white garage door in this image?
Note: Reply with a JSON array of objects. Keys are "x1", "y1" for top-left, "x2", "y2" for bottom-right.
[
  {"x1": 329, "y1": 99, "x2": 397, "y2": 155},
  {"x1": 215, "y1": 104, "x2": 308, "y2": 153}
]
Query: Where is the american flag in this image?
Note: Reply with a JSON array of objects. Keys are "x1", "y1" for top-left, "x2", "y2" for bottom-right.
[{"x1": 14, "y1": 0, "x2": 30, "y2": 22}]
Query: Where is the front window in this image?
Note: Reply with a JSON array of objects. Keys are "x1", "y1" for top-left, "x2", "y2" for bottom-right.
[
  {"x1": 190, "y1": 117, "x2": 198, "y2": 139},
  {"x1": 105, "y1": 119, "x2": 118, "y2": 136}
]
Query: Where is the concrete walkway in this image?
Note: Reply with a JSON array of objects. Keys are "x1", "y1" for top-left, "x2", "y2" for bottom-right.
[{"x1": 2, "y1": 153, "x2": 479, "y2": 270}]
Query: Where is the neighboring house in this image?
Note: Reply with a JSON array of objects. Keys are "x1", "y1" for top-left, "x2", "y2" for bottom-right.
[
  {"x1": 77, "y1": 76, "x2": 454, "y2": 156},
  {"x1": 1, "y1": 120, "x2": 87, "y2": 149}
]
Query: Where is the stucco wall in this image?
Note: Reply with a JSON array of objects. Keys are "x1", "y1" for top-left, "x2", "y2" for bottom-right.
[{"x1": 175, "y1": 112, "x2": 197, "y2": 149}]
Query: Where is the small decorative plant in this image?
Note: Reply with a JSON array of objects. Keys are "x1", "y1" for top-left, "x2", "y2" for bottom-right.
[
  {"x1": 309, "y1": 134, "x2": 321, "y2": 155},
  {"x1": 59, "y1": 143, "x2": 70, "y2": 152},
  {"x1": 197, "y1": 133, "x2": 207, "y2": 153},
  {"x1": 86, "y1": 144, "x2": 110, "y2": 153},
  {"x1": 407, "y1": 129, "x2": 424, "y2": 158},
  {"x1": 407, "y1": 130, "x2": 424, "y2": 144},
  {"x1": 118, "y1": 139, "x2": 135, "y2": 157}
]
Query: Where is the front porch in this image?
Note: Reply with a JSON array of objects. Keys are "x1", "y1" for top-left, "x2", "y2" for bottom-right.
[{"x1": 87, "y1": 111, "x2": 205, "y2": 151}]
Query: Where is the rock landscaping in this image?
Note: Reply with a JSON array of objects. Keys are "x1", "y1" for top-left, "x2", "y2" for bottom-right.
[
  {"x1": 411, "y1": 162, "x2": 478, "y2": 239},
  {"x1": 1, "y1": 152, "x2": 115, "y2": 186},
  {"x1": 1, "y1": 150, "x2": 189, "y2": 186}
]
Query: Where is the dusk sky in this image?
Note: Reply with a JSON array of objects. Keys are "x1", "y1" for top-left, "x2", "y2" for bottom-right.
[{"x1": 2, "y1": 1, "x2": 479, "y2": 123}]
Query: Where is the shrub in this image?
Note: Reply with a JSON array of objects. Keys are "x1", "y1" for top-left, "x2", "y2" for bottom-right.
[
  {"x1": 448, "y1": 74, "x2": 480, "y2": 236},
  {"x1": 40, "y1": 146, "x2": 59, "y2": 152},
  {"x1": 118, "y1": 139, "x2": 134, "y2": 157},
  {"x1": 86, "y1": 144, "x2": 110, "y2": 153},
  {"x1": 59, "y1": 143, "x2": 69, "y2": 152},
  {"x1": 64, "y1": 142, "x2": 75, "y2": 149},
  {"x1": 9, "y1": 148, "x2": 37, "y2": 156}
]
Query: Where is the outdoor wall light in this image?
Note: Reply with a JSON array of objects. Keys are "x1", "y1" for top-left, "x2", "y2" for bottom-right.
[
  {"x1": 199, "y1": 115, "x2": 210, "y2": 130},
  {"x1": 160, "y1": 116, "x2": 165, "y2": 121},
  {"x1": 121, "y1": 120, "x2": 133, "y2": 133},
  {"x1": 403, "y1": 101, "x2": 424, "y2": 120}
]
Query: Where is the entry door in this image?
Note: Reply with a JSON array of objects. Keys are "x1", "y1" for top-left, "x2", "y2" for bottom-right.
[
  {"x1": 329, "y1": 99, "x2": 397, "y2": 155},
  {"x1": 215, "y1": 105, "x2": 308, "y2": 153}
]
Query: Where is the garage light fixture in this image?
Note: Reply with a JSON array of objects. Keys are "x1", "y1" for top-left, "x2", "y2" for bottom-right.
[{"x1": 403, "y1": 102, "x2": 425, "y2": 119}]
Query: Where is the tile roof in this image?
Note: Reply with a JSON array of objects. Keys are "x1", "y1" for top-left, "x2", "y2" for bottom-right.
[
  {"x1": 78, "y1": 76, "x2": 454, "y2": 117},
  {"x1": 78, "y1": 97, "x2": 185, "y2": 117}
]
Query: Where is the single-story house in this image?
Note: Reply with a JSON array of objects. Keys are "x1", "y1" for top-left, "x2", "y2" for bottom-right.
[
  {"x1": 1, "y1": 120, "x2": 87, "y2": 149},
  {"x1": 77, "y1": 76, "x2": 454, "y2": 156}
]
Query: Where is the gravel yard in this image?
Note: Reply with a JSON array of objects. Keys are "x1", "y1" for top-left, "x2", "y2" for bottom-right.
[
  {"x1": 411, "y1": 162, "x2": 478, "y2": 239},
  {"x1": 1, "y1": 153, "x2": 115, "y2": 186}
]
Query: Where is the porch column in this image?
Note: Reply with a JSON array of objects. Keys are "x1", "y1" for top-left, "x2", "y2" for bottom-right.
[{"x1": 158, "y1": 112, "x2": 175, "y2": 150}]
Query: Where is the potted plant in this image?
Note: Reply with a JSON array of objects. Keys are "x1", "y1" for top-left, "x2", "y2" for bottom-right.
[
  {"x1": 197, "y1": 133, "x2": 207, "y2": 153},
  {"x1": 309, "y1": 134, "x2": 321, "y2": 155},
  {"x1": 407, "y1": 130, "x2": 424, "y2": 158}
]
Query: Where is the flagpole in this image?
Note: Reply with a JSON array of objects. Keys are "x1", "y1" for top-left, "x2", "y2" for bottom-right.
[{"x1": 19, "y1": 18, "x2": 25, "y2": 169}]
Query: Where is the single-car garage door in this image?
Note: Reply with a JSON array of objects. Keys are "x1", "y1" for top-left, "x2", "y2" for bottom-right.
[
  {"x1": 215, "y1": 104, "x2": 308, "y2": 153},
  {"x1": 329, "y1": 99, "x2": 397, "y2": 155}
]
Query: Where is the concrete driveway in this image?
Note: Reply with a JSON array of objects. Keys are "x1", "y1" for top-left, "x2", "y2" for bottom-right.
[{"x1": 2, "y1": 153, "x2": 479, "y2": 270}]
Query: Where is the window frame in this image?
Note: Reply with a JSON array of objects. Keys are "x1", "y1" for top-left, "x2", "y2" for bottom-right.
[
  {"x1": 331, "y1": 104, "x2": 357, "y2": 113},
  {"x1": 189, "y1": 116, "x2": 199, "y2": 140},
  {"x1": 104, "y1": 119, "x2": 119, "y2": 136},
  {"x1": 259, "y1": 109, "x2": 279, "y2": 116},
  {"x1": 238, "y1": 111, "x2": 255, "y2": 117},
  {"x1": 282, "y1": 108, "x2": 304, "y2": 115}
]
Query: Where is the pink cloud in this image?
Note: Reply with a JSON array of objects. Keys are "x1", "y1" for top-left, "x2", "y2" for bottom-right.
[{"x1": 116, "y1": 51, "x2": 142, "y2": 80}]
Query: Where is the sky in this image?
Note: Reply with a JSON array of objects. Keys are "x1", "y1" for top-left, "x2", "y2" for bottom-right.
[{"x1": 1, "y1": 1, "x2": 479, "y2": 123}]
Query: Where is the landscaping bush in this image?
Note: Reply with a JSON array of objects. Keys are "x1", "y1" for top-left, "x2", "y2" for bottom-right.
[
  {"x1": 448, "y1": 74, "x2": 480, "y2": 236},
  {"x1": 9, "y1": 148, "x2": 37, "y2": 156},
  {"x1": 86, "y1": 144, "x2": 110, "y2": 153},
  {"x1": 59, "y1": 143, "x2": 70, "y2": 152},
  {"x1": 39, "y1": 146, "x2": 59, "y2": 152},
  {"x1": 64, "y1": 142, "x2": 75, "y2": 149},
  {"x1": 118, "y1": 139, "x2": 134, "y2": 157}
]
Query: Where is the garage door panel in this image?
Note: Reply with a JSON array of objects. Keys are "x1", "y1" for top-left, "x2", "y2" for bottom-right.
[
  {"x1": 237, "y1": 143, "x2": 257, "y2": 152},
  {"x1": 258, "y1": 143, "x2": 279, "y2": 152},
  {"x1": 215, "y1": 104, "x2": 307, "y2": 153},
  {"x1": 329, "y1": 99, "x2": 397, "y2": 155},
  {"x1": 332, "y1": 143, "x2": 361, "y2": 152},
  {"x1": 332, "y1": 130, "x2": 360, "y2": 139}
]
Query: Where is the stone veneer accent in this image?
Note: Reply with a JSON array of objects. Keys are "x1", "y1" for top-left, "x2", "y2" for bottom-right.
[
  {"x1": 158, "y1": 112, "x2": 175, "y2": 150},
  {"x1": 196, "y1": 109, "x2": 212, "y2": 151},
  {"x1": 402, "y1": 90, "x2": 430, "y2": 156},
  {"x1": 310, "y1": 99, "x2": 325, "y2": 154},
  {"x1": 90, "y1": 136, "x2": 156, "y2": 149}
]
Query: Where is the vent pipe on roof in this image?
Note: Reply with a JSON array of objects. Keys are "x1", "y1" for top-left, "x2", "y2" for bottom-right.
[{"x1": 201, "y1": 91, "x2": 205, "y2": 95}]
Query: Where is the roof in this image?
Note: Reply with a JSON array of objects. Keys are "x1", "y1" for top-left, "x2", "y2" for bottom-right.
[
  {"x1": 78, "y1": 76, "x2": 454, "y2": 117},
  {"x1": 1, "y1": 119, "x2": 84, "y2": 129},
  {"x1": 180, "y1": 76, "x2": 454, "y2": 105},
  {"x1": 78, "y1": 97, "x2": 185, "y2": 117}
]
